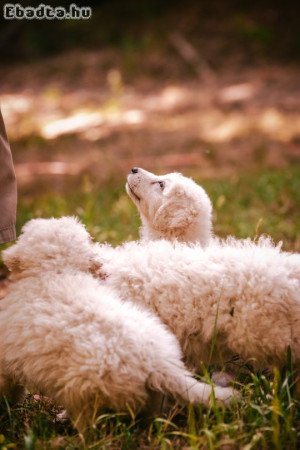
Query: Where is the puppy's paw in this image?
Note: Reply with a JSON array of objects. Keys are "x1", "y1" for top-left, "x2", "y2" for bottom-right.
[
  {"x1": 213, "y1": 386, "x2": 241, "y2": 407},
  {"x1": 55, "y1": 409, "x2": 69, "y2": 423},
  {"x1": 211, "y1": 371, "x2": 235, "y2": 387}
]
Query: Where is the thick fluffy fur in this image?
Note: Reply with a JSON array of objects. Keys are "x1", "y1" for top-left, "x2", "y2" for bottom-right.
[
  {"x1": 126, "y1": 168, "x2": 212, "y2": 246},
  {"x1": 93, "y1": 237, "x2": 300, "y2": 372},
  {"x1": 0, "y1": 218, "x2": 236, "y2": 431}
]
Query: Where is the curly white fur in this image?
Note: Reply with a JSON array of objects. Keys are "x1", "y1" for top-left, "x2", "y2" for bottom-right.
[
  {"x1": 126, "y1": 168, "x2": 212, "y2": 246},
  {"x1": 0, "y1": 217, "x2": 236, "y2": 431},
  {"x1": 93, "y1": 237, "x2": 300, "y2": 372}
]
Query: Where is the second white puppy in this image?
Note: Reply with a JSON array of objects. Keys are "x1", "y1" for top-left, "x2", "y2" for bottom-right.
[{"x1": 0, "y1": 217, "x2": 235, "y2": 431}]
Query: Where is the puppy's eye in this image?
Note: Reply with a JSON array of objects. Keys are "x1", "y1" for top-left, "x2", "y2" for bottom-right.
[{"x1": 158, "y1": 181, "x2": 165, "y2": 190}]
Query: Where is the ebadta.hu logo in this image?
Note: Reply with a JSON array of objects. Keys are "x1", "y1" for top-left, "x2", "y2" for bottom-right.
[{"x1": 3, "y1": 3, "x2": 92, "y2": 20}]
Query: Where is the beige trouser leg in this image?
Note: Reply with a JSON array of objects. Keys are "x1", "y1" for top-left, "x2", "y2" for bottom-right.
[{"x1": 0, "y1": 107, "x2": 17, "y2": 244}]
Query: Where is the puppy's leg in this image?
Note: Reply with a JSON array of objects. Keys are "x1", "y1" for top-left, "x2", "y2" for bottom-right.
[
  {"x1": 140, "y1": 389, "x2": 172, "y2": 420},
  {"x1": 0, "y1": 368, "x2": 25, "y2": 405}
]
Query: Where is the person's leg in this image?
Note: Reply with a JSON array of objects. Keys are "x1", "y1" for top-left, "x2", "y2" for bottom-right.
[{"x1": 0, "y1": 108, "x2": 17, "y2": 244}]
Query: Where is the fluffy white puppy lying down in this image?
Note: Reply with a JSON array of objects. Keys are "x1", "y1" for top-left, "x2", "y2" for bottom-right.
[
  {"x1": 0, "y1": 218, "x2": 236, "y2": 431},
  {"x1": 93, "y1": 238, "x2": 300, "y2": 372},
  {"x1": 126, "y1": 167, "x2": 212, "y2": 246}
]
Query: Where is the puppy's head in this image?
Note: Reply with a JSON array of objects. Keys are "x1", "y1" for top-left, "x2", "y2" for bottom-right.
[
  {"x1": 126, "y1": 168, "x2": 212, "y2": 245},
  {"x1": 2, "y1": 217, "x2": 95, "y2": 275}
]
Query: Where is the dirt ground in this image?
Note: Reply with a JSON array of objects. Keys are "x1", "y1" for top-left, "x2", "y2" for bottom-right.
[{"x1": 0, "y1": 46, "x2": 299, "y2": 194}]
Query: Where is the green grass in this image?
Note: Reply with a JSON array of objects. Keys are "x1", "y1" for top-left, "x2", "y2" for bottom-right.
[
  {"x1": 13, "y1": 166, "x2": 300, "y2": 250},
  {"x1": 0, "y1": 166, "x2": 299, "y2": 449},
  {"x1": 0, "y1": 368, "x2": 299, "y2": 449},
  {"x1": 207, "y1": 168, "x2": 300, "y2": 250}
]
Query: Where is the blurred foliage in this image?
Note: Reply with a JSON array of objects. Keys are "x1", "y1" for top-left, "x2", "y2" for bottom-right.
[{"x1": 1, "y1": 0, "x2": 300, "y2": 63}]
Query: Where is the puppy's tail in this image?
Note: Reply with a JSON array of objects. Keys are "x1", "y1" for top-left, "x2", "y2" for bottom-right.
[{"x1": 148, "y1": 363, "x2": 239, "y2": 407}]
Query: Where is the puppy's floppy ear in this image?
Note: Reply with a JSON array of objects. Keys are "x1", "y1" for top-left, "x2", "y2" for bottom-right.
[
  {"x1": 2, "y1": 246, "x2": 22, "y2": 272},
  {"x1": 153, "y1": 187, "x2": 197, "y2": 232}
]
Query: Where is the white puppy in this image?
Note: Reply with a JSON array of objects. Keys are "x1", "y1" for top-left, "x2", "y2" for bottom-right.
[
  {"x1": 126, "y1": 168, "x2": 212, "y2": 246},
  {"x1": 93, "y1": 237, "x2": 300, "y2": 373},
  {"x1": 126, "y1": 168, "x2": 300, "y2": 386},
  {"x1": 0, "y1": 217, "x2": 236, "y2": 431}
]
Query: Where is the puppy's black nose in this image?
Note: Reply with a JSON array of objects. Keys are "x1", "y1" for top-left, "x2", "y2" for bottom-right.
[{"x1": 131, "y1": 167, "x2": 139, "y2": 174}]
